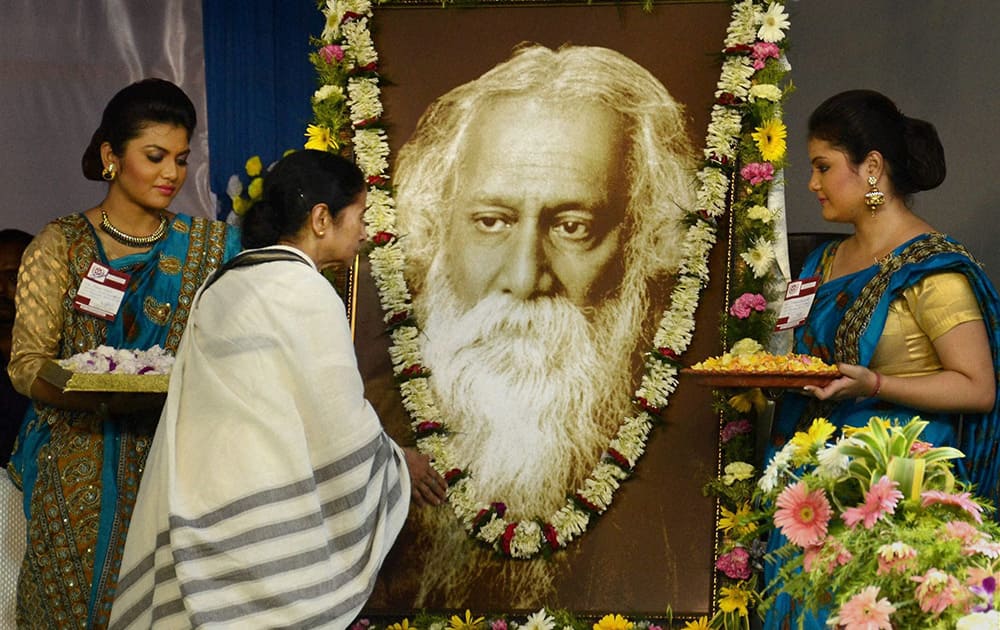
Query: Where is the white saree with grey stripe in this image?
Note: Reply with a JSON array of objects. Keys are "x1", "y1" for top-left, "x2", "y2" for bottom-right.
[{"x1": 109, "y1": 246, "x2": 410, "y2": 629}]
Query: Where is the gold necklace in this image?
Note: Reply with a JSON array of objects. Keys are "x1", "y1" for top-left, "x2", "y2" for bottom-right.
[{"x1": 99, "y1": 209, "x2": 167, "y2": 247}]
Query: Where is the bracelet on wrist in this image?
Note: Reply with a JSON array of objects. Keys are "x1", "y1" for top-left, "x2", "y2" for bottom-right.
[{"x1": 869, "y1": 372, "x2": 883, "y2": 398}]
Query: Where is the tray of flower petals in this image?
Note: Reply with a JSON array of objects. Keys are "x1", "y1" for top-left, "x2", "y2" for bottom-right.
[
  {"x1": 682, "y1": 351, "x2": 840, "y2": 389},
  {"x1": 39, "y1": 345, "x2": 174, "y2": 393}
]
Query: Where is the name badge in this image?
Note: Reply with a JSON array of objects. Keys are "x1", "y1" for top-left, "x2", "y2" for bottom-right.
[
  {"x1": 73, "y1": 262, "x2": 131, "y2": 321},
  {"x1": 774, "y1": 276, "x2": 820, "y2": 331}
]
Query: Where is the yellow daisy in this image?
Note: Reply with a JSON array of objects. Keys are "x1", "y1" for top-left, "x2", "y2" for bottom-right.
[
  {"x1": 593, "y1": 614, "x2": 633, "y2": 630},
  {"x1": 790, "y1": 417, "x2": 837, "y2": 463},
  {"x1": 751, "y1": 119, "x2": 787, "y2": 162},
  {"x1": 448, "y1": 610, "x2": 485, "y2": 630},
  {"x1": 388, "y1": 620, "x2": 416, "y2": 630},
  {"x1": 682, "y1": 616, "x2": 711, "y2": 630},
  {"x1": 717, "y1": 502, "x2": 756, "y2": 537},
  {"x1": 304, "y1": 123, "x2": 338, "y2": 151},
  {"x1": 718, "y1": 584, "x2": 751, "y2": 617}
]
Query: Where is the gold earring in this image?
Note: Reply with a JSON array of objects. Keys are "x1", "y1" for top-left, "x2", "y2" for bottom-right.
[
  {"x1": 101, "y1": 163, "x2": 116, "y2": 181},
  {"x1": 864, "y1": 175, "x2": 884, "y2": 217}
]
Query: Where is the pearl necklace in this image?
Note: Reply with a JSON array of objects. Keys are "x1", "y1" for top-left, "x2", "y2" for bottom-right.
[{"x1": 100, "y1": 209, "x2": 168, "y2": 247}]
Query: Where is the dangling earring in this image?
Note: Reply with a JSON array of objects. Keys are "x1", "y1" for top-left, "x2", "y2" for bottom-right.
[
  {"x1": 864, "y1": 175, "x2": 884, "y2": 217},
  {"x1": 101, "y1": 163, "x2": 117, "y2": 182}
]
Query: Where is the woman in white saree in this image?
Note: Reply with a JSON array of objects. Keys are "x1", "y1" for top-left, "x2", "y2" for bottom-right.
[{"x1": 108, "y1": 150, "x2": 446, "y2": 629}]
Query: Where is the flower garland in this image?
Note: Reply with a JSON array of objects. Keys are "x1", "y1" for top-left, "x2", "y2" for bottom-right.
[
  {"x1": 698, "y1": 1, "x2": 794, "y2": 627},
  {"x1": 306, "y1": 0, "x2": 790, "y2": 574}
]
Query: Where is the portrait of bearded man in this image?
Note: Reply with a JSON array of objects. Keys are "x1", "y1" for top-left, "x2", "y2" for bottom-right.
[{"x1": 396, "y1": 43, "x2": 698, "y2": 523}]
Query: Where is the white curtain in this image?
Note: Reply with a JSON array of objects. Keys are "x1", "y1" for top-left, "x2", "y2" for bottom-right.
[
  {"x1": 0, "y1": 2, "x2": 208, "y2": 624},
  {"x1": 0, "y1": 0, "x2": 212, "y2": 236}
]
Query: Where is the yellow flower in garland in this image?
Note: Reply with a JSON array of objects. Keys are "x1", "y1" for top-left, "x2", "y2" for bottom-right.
[
  {"x1": 727, "y1": 388, "x2": 767, "y2": 415},
  {"x1": 717, "y1": 502, "x2": 756, "y2": 537},
  {"x1": 751, "y1": 118, "x2": 787, "y2": 162},
  {"x1": 388, "y1": 620, "x2": 416, "y2": 630},
  {"x1": 593, "y1": 614, "x2": 633, "y2": 630},
  {"x1": 682, "y1": 616, "x2": 710, "y2": 630},
  {"x1": 790, "y1": 417, "x2": 837, "y2": 464},
  {"x1": 244, "y1": 155, "x2": 263, "y2": 177},
  {"x1": 718, "y1": 584, "x2": 751, "y2": 616},
  {"x1": 304, "y1": 123, "x2": 338, "y2": 152},
  {"x1": 448, "y1": 610, "x2": 485, "y2": 630}
]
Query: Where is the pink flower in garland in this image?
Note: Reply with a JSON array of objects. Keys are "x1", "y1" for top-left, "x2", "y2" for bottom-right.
[
  {"x1": 773, "y1": 480, "x2": 832, "y2": 547},
  {"x1": 715, "y1": 546, "x2": 751, "y2": 580},
  {"x1": 740, "y1": 162, "x2": 774, "y2": 185},
  {"x1": 842, "y1": 476, "x2": 903, "y2": 529},
  {"x1": 921, "y1": 490, "x2": 984, "y2": 524},
  {"x1": 835, "y1": 585, "x2": 896, "y2": 630},
  {"x1": 320, "y1": 44, "x2": 345, "y2": 63},
  {"x1": 751, "y1": 41, "x2": 781, "y2": 70},
  {"x1": 729, "y1": 292, "x2": 768, "y2": 319},
  {"x1": 721, "y1": 419, "x2": 753, "y2": 443}
]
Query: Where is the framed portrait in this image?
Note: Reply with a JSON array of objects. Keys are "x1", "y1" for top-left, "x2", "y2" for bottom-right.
[{"x1": 349, "y1": 1, "x2": 734, "y2": 622}]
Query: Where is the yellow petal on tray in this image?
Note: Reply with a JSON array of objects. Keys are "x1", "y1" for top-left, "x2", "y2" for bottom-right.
[{"x1": 690, "y1": 351, "x2": 838, "y2": 374}]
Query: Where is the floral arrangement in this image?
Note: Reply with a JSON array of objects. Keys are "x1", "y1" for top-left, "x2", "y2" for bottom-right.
[
  {"x1": 740, "y1": 416, "x2": 1000, "y2": 628},
  {"x1": 349, "y1": 609, "x2": 708, "y2": 630},
  {"x1": 59, "y1": 344, "x2": 174, "y2": 375}
]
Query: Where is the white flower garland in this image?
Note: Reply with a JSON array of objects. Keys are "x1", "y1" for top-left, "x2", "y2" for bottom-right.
[{"x1": 315, "y1": 0, "x2": 787, "y2": 560}]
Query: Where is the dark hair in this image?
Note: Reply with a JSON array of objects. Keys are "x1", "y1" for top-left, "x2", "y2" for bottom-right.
[
  {"x1": 81, "y1": 78, "x2": 197, "y2": 181},
  {"x1": 808, "y1": 89, "x2": 946, "y2": 197},
  {"x1": 240, "y1": 150, "x2": 365, "y2": 249},
  {"x1": 0, "y1": 229, "x2": 34, "y2": 249}
]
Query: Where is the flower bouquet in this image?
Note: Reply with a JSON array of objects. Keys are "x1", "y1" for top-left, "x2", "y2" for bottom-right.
[{"x1": 756, "y1": 416, "x2": 1000, "y2": 628}]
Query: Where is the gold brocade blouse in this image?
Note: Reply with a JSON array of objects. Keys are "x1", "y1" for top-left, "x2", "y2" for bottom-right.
[
  {"x1": 870, "y1": 271, "x2": 983, "y2": 377},
  {"x1": 8, "y1": 223, "x2": 72, "y2": 396}
]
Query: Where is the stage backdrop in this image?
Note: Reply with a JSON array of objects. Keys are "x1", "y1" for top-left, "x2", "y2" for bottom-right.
[{"x1": 351, "y1": 2, "x2": 733, "y2": 620}]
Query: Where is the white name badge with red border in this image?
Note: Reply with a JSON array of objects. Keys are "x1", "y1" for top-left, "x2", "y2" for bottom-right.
[
  {"x1": 73, "y1": 262, "x2": 130, "y2": 321},
  {"x1": 774, "y1": 276, "x2": 820, "y2": 331}
]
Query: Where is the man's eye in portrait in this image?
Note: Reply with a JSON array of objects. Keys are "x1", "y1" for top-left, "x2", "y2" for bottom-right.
[
  {"x1": 472, "y1": 213, "x2": 513, "y2": 234},
  {"x1": 550, "y1": 214, "x2": 594, "y2": 245}
]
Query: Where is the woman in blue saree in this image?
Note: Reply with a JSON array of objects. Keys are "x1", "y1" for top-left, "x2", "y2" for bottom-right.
[
  {"x1": 6, "y1": 79, "x2": 241, "y2": 629},
  {"x1": 764, "y1": 90, "x2": 1000, "y2": 629}
]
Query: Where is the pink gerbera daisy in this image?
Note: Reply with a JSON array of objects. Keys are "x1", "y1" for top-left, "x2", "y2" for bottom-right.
[
  {"x1": 773, "y1": 481, "x2": 832, "y2": 547},
  {"x1": 836, "y1": 585, "x2": 895, "y2": 630},
  {"x1": 843, "y1": 476, "x2": 903, "y2": 529},
  {"x1": 912, "y1": 568, "x2": 963, "y2": 616},
  {"x1": 921, "y1": 490, "x2": 984, "y2": 524}
]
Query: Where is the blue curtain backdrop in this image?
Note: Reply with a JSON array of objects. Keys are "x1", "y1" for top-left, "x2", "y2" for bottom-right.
[{"x1": 202, "y1": 1, "x2": 318, "y2": 219}]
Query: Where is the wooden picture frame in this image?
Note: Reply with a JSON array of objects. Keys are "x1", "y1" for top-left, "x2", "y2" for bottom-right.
[{"x1": 347, "y1": 1, "x2": 733, "y2": 622}]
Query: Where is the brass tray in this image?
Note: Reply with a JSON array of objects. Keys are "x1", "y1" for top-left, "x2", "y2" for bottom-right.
[
  {"x1": 681, "y1": 368, "x2": 840, "y2": 389},
  {"x1": 39, "y1": 360, "x2": 170, "y2": 393}
]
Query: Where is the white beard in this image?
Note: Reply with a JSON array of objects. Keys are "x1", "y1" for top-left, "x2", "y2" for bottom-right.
[{"x1": 416, "y1": 256, "x2": 645, "y2": 518}]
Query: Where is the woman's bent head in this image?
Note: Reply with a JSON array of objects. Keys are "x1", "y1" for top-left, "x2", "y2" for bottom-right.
[
  {"x1": 241, "y1": 150, "x2": 367, "y2": 267},
  {"x1": 81, "y1": 78, "x2": 197, "y2": 181}
]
